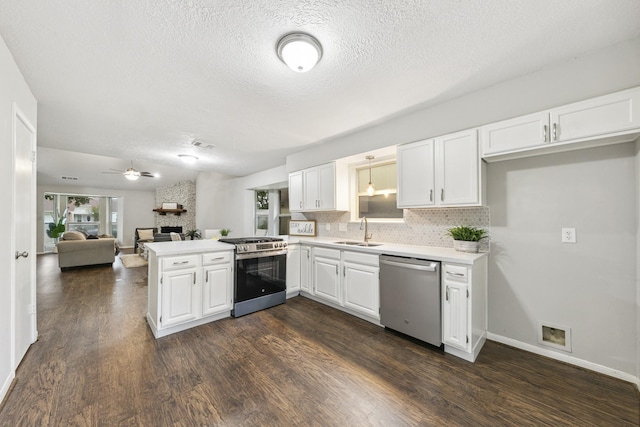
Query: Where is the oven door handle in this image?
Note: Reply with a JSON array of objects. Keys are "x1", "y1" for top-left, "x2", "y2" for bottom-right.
[{"x1": 235, "y1": 249, "x2": 288, "y2": 260}]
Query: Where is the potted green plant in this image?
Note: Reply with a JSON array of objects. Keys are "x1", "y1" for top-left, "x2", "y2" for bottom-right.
[
  {"x1": 220, "y1": 228, "x2": 231, "y2": 237},
  {"x1": 446, "y1": 226, "x2": 488, "y2": 253},
  {"x1": 186, "y1": 229, "x2": 201, "y2": 240}
]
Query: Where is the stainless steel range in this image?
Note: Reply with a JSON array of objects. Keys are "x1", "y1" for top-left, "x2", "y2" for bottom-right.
[{"x1": 219, "y1": 237, "x2": 288, "y2": 317}]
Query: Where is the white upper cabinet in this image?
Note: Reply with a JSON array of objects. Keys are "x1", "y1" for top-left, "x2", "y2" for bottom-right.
[
  {"x1": 397, "y1": 128, "x2": 481, "y2": 208},
  {"x1": 481, "y1": 112, "x2": 549, "y2": 156},
  {"x1": 397, "y1": 139, "x2": 435, "y2": 207},
  {"x1": 289, "y1": 161, "x2": 348, "y2": 212},
  {"x1": 551, "y1": 88, "x2": 640, "y2": 141},
  {"x1": 436, "y1": 129, "x2": 480, "y2": 206},
  {"x1": 289, "y1": 171, "x2": 304, "y2": 212},
  {"x1": 482, "y1": 87, "x2": 640, "y2": 159}
]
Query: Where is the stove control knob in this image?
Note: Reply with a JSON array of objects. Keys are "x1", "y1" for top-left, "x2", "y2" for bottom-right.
[{"x1": 283, "y1": 242, "x2": 287, "y2": 248}]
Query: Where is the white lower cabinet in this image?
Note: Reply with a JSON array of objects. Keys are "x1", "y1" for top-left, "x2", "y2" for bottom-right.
[
  {"x1": 202, "y1": 261, "x2": 232, "y2": 316},
  {"x1": 313, "y1": 250, "x2": 341, "y2": 304},
  {"x1": 307, "y1": 246, "x2": 380, "y2": 322},
  {"x1": 161, "y1": 267, "x2": 198, "y2": 327},
  {"x1": 147, "y1": 249, "x2": 234, "y2": 338},
  {"x1": 342, "y1": 252, "x2": 379, "y2": 319},
  {"x1": 300, "y1": 246, "x2": 311, "y2": 293},
  {"x1": 286, "y1": 244, "x2": 301, "y2": 297},
  {"x1": 441, "y1": 260, "x2": 487, "y2": 362}
]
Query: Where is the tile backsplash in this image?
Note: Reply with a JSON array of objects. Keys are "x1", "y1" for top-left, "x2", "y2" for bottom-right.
[{"x1": 294, "y1": 207, "x2": 490, "y2": 251}]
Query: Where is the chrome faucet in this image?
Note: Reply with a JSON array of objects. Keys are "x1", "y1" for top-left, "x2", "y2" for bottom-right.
[{"x1": 360, "y1": 216, "x2": 373, "y2": 242}]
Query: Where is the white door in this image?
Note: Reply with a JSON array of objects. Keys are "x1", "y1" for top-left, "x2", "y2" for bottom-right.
[{"x1": 13, "y1": 104, "x2": 37, "y2": 366}]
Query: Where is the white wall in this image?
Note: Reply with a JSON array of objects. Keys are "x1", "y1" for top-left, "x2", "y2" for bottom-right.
[
  {"x1": 287, "y1": 37, "x2": 640, "y2": 172},
  {"x1": 197, "y1": 166, "x2": 288, "y2": 238},
  {"x1": 636, "y1": 140, "x2": 640, "y2": 389},
  {"x1": 37, "y1": 184, "x2": 155, "y2": 249},
  {"x1": 0, "y1": 35, "x2": 37, "y2": 403},
  {"x1": 487, "y1": 143, "x2": 637, "y2": 377}
]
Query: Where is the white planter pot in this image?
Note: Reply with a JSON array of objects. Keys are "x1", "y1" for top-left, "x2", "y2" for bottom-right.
[{"x1": 453, "y1": 240, "x2": 480, "y2": 253}]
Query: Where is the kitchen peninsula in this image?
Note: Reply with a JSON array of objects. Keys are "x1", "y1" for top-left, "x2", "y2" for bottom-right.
[{"x1": 145, "y1": 240, "x2": 235, "y2": 338}]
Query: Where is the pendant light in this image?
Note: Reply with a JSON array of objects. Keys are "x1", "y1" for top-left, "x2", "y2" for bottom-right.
[{"x1": 366, "y1": 155, "x2": 375, "y2": 196}]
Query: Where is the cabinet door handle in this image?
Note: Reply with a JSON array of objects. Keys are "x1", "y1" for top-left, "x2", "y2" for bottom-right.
[
  {"x1": 543, "y1": 124, "x2": 548, "y2": 142},
  {"x1": 300, "y1": 201, "x2": 303, "y2": 208},
  {"x1": 440, "y1": 189, "x2": 444, "y2": 202},
  {"x1": 446, "y1": 285, "x2": 449, "y2": 301},
  {"x1": 193, "y1": 273, "x2": 196, "y2": 285},
  {"x1": 429, "y1": 189, "x2": 433, "y2": 202},
  {"x1": 343, "y1": 266, "x2": 346, "y2": 277},
  {"x1": 447, "y1": 271, "x2": 465, "y2": 277},
  {"x1": 173, "y1": 260, "x2": 189, "y2": 265},
  {"x1": 553, "y1": 123, "x2": 557, "y2": 141},
  {"x1": 205, "y1": 271, "x2": 209, "y2": 283},
  {"x1": 335, "y1": 265, "x2": 338, "y2": 276}
]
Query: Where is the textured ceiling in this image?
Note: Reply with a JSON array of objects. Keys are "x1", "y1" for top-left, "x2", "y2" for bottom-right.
[{"x1": 1, "y1": 0, "x2": 640, "y2": 185}]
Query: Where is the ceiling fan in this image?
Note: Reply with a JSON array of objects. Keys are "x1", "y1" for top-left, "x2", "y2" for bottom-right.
[{"x1": 102, "y1": 162, "x2": 156, "y2": 181}]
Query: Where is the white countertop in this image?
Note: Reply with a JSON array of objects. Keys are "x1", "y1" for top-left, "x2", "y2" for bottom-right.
[
  {"x1": 144, "y1": 240, "x2": 234, "y2": 256},
  {"x1": 287, "y1": 236, "x2": 487, "y2": 265}
]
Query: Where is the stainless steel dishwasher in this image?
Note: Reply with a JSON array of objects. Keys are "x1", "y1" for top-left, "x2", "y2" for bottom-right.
[{"x1": 379, "y1": 255, "x2": 441, "y2": 347}]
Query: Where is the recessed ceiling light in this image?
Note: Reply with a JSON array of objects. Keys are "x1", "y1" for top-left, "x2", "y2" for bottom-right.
[
  {"x1": 276, "y1": 33, "x2": 322, "y2": 73},
  {"x1": 178, "y1": 154, "x2": 198, "y2": 164}
]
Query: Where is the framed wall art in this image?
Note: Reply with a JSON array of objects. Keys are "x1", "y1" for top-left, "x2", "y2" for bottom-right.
[{"x1": 289, "y1": 220, "x2": 316, "y2": 237}]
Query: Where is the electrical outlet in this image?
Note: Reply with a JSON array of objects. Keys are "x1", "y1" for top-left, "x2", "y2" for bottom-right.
[{"x1": 561, "y1": 228, "x2": 576, "y2": 243}]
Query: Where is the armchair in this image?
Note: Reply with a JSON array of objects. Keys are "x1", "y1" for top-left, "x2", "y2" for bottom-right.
[{"x1": 134, "y1": 227, "x2": 157, "y2": 251}]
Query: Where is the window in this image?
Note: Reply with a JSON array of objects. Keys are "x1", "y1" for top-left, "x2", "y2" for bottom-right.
[
  {"x1": 254, "y1": 188, "x2": 290, "y2": 236},
  {"x1": 255, "y1": 190, "x2": 269, "y2": 236},
  {"x1": 43, "y1": 193, "x2": 120, "y2": 253},
  {"x1": 356, "y1": 161, "x2": 403, "y2": 220}
]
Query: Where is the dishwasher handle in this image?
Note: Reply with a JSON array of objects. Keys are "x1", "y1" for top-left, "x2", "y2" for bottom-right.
[{"x1": 379, "y1": 258, "x2": 438, "y2": 272}]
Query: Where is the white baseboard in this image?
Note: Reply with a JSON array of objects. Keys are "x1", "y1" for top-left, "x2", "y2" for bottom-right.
[
  {"x1": 0, "y1": 371, "x2": 16, "y2": 406},
  {"x1": 487, "y1": 332, "x2": 638, "y2": 385}
]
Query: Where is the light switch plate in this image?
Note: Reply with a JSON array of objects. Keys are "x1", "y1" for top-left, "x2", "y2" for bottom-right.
[{"x1": 562, "y1": 228, "x2": 576, "y2": 243}]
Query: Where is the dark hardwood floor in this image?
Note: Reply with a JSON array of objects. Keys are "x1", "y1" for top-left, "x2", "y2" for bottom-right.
[{"x1": 0, "y1": 252, "x2": 638, "y2": 426}]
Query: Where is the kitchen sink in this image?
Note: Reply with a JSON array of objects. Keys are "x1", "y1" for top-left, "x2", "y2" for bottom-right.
[{"x1": 333, "y1": 241, "x2": 382, "y2": 247}]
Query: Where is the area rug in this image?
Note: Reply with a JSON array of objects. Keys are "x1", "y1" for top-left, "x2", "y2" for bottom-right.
[{"x1": 120, "y1": 254, "x2": 148, "y2": 268}]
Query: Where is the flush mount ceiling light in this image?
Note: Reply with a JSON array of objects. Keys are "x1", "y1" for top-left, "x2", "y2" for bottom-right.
[
  {"x1": 276, "y1": 33, "x2": 322, "y2": 73},
  {"x1": 366, "y1": 155, "x2": 375, "y2": 196},
  {"x1": 178, "y1": 154, "x2": 198, "y2": 164}
]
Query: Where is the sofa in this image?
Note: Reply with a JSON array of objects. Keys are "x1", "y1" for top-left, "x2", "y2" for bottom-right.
[
  {"x1": 135, "y1": 227, "x2": 185, "y2": 251},
  {"x1": 57, "y1": 231, "x2": 117, "y2": 270}
]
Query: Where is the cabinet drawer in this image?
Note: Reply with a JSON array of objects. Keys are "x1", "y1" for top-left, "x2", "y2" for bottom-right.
[
  {"x1": 342, "y1": 250, "x2": 379, "y2": 267},
  {"x1": 443, "y1": 263, "x2": 468, "y2": 282},
  {"x1": 313, "y1": 247, "x2": 341, "y2": 260},
  {"x1": 202, "y1": 251, "x2": 232, "y2": 265},
  {"x1": 162, "y1": 255, "x2": 198, "y2": 271}
]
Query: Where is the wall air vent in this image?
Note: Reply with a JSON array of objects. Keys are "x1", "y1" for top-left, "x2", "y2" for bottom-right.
[
  {"x1": 192, "y1": 140, "x2": 215, "y2": 150},
  {"x1": 61, "y1": 176, "x2": 79, "y2": 181}
]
